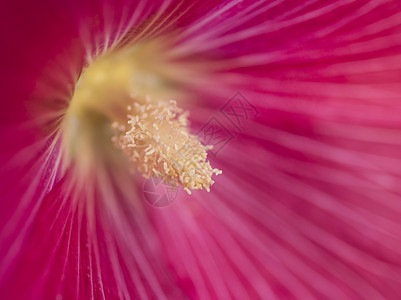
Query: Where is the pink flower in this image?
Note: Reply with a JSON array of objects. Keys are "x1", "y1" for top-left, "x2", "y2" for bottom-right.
[{"x1": 1, "y1": 0, "x2": 401, "y2": 299}]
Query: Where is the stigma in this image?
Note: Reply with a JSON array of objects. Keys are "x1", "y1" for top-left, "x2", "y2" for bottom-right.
[{"x1": 111, "y1": 97, "x2": 221, "y2": 194}]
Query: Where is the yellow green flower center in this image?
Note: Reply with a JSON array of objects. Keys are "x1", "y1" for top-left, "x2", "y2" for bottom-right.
[{"x1": 61, "y1": 42, "x2": 221, "y2": 193}]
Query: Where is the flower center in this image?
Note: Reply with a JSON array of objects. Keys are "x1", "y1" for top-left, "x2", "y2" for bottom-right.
[{"x1": 62, "y1": 43, "x2": 220, "y2": 193}]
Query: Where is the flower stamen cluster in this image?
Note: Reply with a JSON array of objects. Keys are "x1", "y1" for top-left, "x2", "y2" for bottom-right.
[{"x1": 112, "y1": 98, "x2": 221, "y2": 194}]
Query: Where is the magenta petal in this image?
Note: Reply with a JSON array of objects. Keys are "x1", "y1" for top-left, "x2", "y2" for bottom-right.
[{"x1": 2, "y1": 1, "x2": 401, "y2": 299}]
